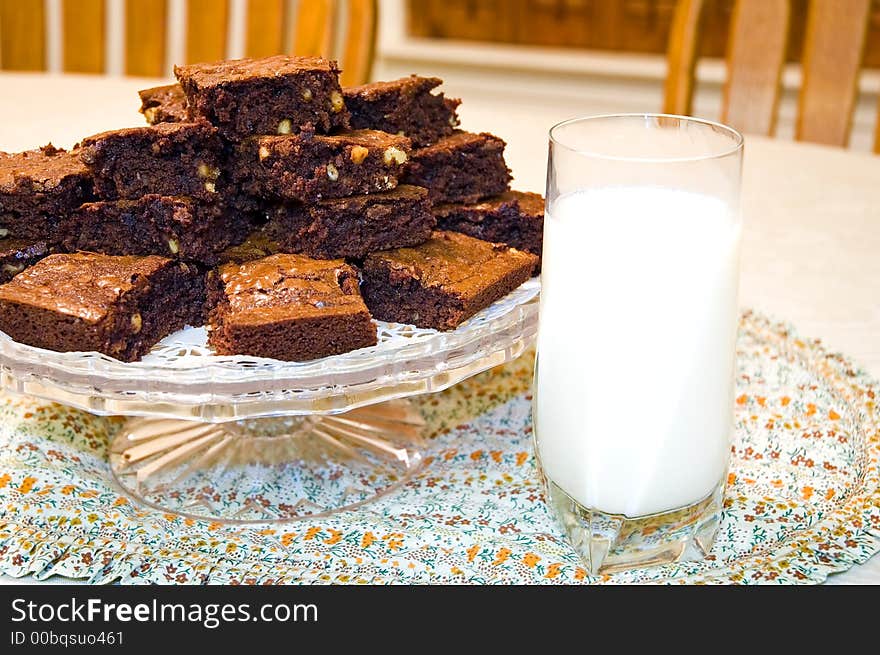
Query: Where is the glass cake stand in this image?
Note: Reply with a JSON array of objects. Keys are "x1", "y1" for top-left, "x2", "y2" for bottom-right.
[{"x1": 0, "y1": 279, "x2": 539, "y2": 523}]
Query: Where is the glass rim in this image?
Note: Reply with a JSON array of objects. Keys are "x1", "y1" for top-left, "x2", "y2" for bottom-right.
[{"x1": 549, "y1": 113, "x2": 745, "y2": 164}]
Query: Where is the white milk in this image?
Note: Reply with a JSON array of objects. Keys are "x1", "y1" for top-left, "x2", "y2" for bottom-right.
[{"x1": 535, "y1": 187, "x2": 740, "y2": 517}]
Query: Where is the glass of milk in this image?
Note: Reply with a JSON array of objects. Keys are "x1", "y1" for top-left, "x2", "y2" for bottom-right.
[{"x1": 535, "y1": 114, "x2": 744, "y2": 574}]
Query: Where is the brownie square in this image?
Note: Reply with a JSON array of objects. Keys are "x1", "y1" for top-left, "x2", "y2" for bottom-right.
[
  {"x1": 344, "y1": 75, "x2": 461, "y2": 147},
  {"x1": 139, "y1": 83, "x2": 188, "y2": 124},
  {"x1": 65, "y1": 195, "x2": 252, "y2": 265},
  {"x1": 361, "y1": 231, "x2": 537, "y2": 330},
  {"x1": 207, "y1": 254, "x2": 377, "y2": 361},
  {"x1": 78, "y1": 122, "x2": 223, "y2": 201},
  {"x1": 0, "y1": 144, "x2": 92, "y2": 242},
  {"x1": 263, "y1": 185, "x2": 435, "y2": 259},
  {"x1": 0, "y1": 238, "x2": 50, "y2": 283},
  {"x1": 402, "y1": 131, "x2": 512, "y2": 203},
  {"x1": 234, "y1": 129, "x2": 411, "y2": 203},
  {"x1": 433, "y1": 190, "x2": 544, "y2": 268},
  {"x1": 174, "y1": 55, "x2": 350, "y2": 141},
  {"x1": 0, "y1": 253, "x2": 204, "y2": 362}
]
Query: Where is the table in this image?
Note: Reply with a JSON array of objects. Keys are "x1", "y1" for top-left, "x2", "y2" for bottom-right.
[{"x1": 0, "y1": 73, "x2": 877, "y2": 584}]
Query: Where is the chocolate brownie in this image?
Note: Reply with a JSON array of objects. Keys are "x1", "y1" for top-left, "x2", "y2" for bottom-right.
[
  {"x1": 234, "y1": 129, "x2": 411, "y2": 203},
  {"x1": 217, "y1": 230, "x2": 280, "y2": 265},
  {"x1": 174, "y1": 55, "x2": 350, "y2": 141},
  {"x1": 344, "y1": 76, "x2": 461, "y2": 147},
  {"x1": 0, "y1": 253, "x2": 204, "y2": 362},
  {"x1": 402, "y1": 131, "x2": 511, "y2": 203},
  {"x1": 0, "y1": 238, "x2": 50, "y2": 283},
  {"x1": 78, "y1": 122, "x2": 223, "y2": 201},
  {"x1": 65, "y1": 195, "x2": 252, "y2": 265},
  {"x1": 433, "y1": 191, "x2": 544, "y2": 268},
  {"x1": 361, "y1": 231, "x2": 537, "y2": 330},
  {"x1": 207, "y1": 254, "x2": 377, "y2": 361},
  {"x1": 139, "y1": 83, "x2": 188, "y2": 124},
  {"x1": 263, "y1": 185, "x2": 435, "y2": 259},
  {"x1": 0, "y1": 144, "x2": 92, "y2": 242}
]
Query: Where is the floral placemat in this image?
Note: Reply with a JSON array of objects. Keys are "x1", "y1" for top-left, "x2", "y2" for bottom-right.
[{"x1": 0, "y1": 310, "x2": 878, "y2": 584}]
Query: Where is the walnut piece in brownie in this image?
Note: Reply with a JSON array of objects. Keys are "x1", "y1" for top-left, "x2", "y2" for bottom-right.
[
  {"x1": 217, "y1": 230, "x2": 280, "y2": 265},
  {"x1": 79, "y1": 122, "x2": 223, "y2": 201},
  {"x1": 344, "y1": 75, "x2": 461, "y2": 147},
  {"x1": 0, "y1": 238, "x2": 50, "y2": 283},
  {"x1": 207, "y1": 254, "x2": 377, "y2": 361},
  {"x1": 402, "y1": 131, "x2": 511, "y2": 203},
  {"x1": 234, "y1": 129, "x2": 411, "y2": 203},
  {"x1": 0, "y1": 253, "x2": 204, "y2": 362},
  {"x1": 0, "y1": 144, "x2": 92, "y2": 242},
  {"x1": 361, "y1": 231, "x2": 537, "y2": 331},
  {"x1": 174, "y1": 55, "x2": 350, "y2": 141},
  {"x1": 139, "y1": 83, "x2": 188, "y2": 124},
  {"x1": 264, "y1": 185, "x2": 435, "y2": 259},
  {"x1": 65, "y1": 195, "x2": 252, "y2": 265},
  {"x1": 433, "y1": 190, "x2": 544, "y2": 269}
]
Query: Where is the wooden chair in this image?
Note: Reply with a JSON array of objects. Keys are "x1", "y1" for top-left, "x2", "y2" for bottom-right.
[
  {"x1": 0, "y1": 0, "x2": 378, "y2": 86},
  {"x1": 663, "y1": 0, "x2": 878, "y2": 151}
]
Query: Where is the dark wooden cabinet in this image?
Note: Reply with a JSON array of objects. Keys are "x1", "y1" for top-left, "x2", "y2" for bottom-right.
[{"x1": 406, "y1": 0, "x2": 880, "y2": 68}]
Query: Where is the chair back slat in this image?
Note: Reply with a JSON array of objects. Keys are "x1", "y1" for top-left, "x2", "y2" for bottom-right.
[
  {"x1": 796, "y1": 0, "x2": 871, "y2": 148},
  {"x1": 125, "y1": 0, "x2": 166, "y2": 76},
  {"x1": 293, "y1": 0, "x2": 337, "y2": 58},
  {"x1": 662, "y1": 0, "x2": 705, "y2": 117},
  {"x1": 245, "y1": 0, "x2": 285, "y2": 58},
  {"x1": 876, "y1": 96, "x2": 880, "y2": 153},
  {"x1": 62, "y1": 0, "x2": 105, "y2": 73},
  {"x1": 1, "y1": 1, "x2": 374, "y2": 85},
  {"x1": 186, "y1": 0, "x2": 228, "y2": 64},
  {"x1": 0, "y1": 0, "x2": 46, "y2": 71},
  {"x1": 339, "y1": 0, "x2": 376, "y2": 87},
  {"x1": 722, "y1": 0, "x2": 790, "y2": 136}
]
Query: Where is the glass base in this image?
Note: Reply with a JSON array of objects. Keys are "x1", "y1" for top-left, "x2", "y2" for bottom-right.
[
  {"x1": 109, "y1": 399, "x2": 426, "y2": 524},
  {"x1": 543, "y1": 476, "x2": 725, "y2": 575}
]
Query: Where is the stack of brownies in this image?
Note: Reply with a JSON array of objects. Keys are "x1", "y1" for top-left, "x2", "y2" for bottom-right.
[{"x1": 0, "y1": 55, "x2": 544, "y2": 363}]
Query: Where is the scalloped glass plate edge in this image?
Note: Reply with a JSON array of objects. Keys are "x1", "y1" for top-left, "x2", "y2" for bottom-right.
[{"x1": 0, "y1": 279, "x2": 540, "y2": 420}]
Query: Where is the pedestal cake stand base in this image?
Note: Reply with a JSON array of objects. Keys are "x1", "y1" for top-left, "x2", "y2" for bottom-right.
[
  {"x1": 1, "y1": 280, "x2": 540, "y2": 523},
  {"x1": 109, "y1": 399, "x2": 426, "y2": 523}
]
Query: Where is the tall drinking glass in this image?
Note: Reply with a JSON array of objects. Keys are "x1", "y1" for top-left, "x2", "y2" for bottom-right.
[{"x1": 536, "y1": 114, "x2": 744, "y2": 574}]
